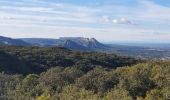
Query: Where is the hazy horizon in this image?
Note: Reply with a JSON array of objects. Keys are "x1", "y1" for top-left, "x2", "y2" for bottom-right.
[{"x1": 0, "y1": 0, "x2": 170, "y2": 42}]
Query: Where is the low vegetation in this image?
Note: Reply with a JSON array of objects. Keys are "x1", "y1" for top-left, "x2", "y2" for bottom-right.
[{"x1": 0, "y1": 46, "x2": 169, "y2": 100}]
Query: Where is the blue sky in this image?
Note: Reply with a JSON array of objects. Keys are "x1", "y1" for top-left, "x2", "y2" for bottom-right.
[{"x1": 0, "y1": 0, "x2": 170, "y2": 42}]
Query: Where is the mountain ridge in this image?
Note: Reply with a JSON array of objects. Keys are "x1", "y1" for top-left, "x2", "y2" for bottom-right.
[
  {"x1": 20, "y1": 37, "x2": 110, "y2": 51},
  {"x1": 0, "y1": 36, "x2": 30, "y2": 46},
  {"x1": 1, "y1": 35, "x2": 170, "y2": 59}
]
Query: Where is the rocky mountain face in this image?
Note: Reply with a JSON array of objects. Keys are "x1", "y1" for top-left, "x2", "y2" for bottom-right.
[
  {"x1": 59, "y1": 37, "x2": 109, "y2": 50},
  {"x1": 0, "y1": 36, "x2": 30, "y2": 46},
  {"x1": 63, "y1": 40, "x2": 89, "y2": 51}
]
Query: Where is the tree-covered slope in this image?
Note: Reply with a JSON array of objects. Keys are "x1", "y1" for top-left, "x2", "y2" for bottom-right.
[
  {"x1": 0, "y1": 46, "x2": 139, "y2": 74},
  {"x1": 0, "y1": 45, "x2": 169, "y2": 100},
  {"x1": 0, "y1": 61, "x2": 169, "y2": 100}
]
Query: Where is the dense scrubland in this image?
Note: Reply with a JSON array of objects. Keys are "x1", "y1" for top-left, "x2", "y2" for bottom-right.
[{"x1": 0, "y1": 46, "x2": 169, "y2": 100}]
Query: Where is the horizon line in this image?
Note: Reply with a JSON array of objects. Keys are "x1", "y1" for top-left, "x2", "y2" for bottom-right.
[{"x1": 1, "y1": 35, "x2": 170, "y2": 44}]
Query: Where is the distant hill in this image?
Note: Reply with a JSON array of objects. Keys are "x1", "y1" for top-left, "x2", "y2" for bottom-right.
[
  {"x1": 20, "y1": 37, "x2": 110, "y2": 51},
  {"x1": 0, "y1": 36, "x2": 30, "y2": 46},
  {"x1": 20, "y1": 38, "x2": 57, "y2": 46}
]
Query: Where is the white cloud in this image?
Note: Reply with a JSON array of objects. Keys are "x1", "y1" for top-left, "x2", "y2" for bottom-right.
[
  {"x1": 0, "y1": 2, "x2": 101, "y2": 24},
  {"x1": 0, "y1": 6, "x2": 53, "y2": 12},
  {"x1": 112, "y1": 18, "x2": 131, "y2": 24},
  {"x1": 101, "y1": 16, "x2": 110, "y2": 23},
  {"x1": 141, "y1": 31, "x2": 170, "y2": 36},
  {"x1": 101, "y1": 16, "x2": 132, "y2": 25},
  {"x1": 0, "y1": 16, "x2": 14, "y2": 20},
  {"x1": 136, "y1": 0, "x2": 170, "y2": 21}
]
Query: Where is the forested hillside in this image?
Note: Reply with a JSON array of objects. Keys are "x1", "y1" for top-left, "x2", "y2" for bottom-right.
[
  {"x1": 0, "y1": 61, "x2": 169, "y2": 100},
  {"x1": 0, "y1": 46, "x2": 138, "y2": 74},
  {"x1": 0, "y1": 46, "x2": 169, "y2": 100}
]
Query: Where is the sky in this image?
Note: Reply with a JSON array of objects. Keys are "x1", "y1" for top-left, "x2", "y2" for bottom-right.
[{"x1": 0, "y1": 0, "x2": 170, "y2": 42}]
